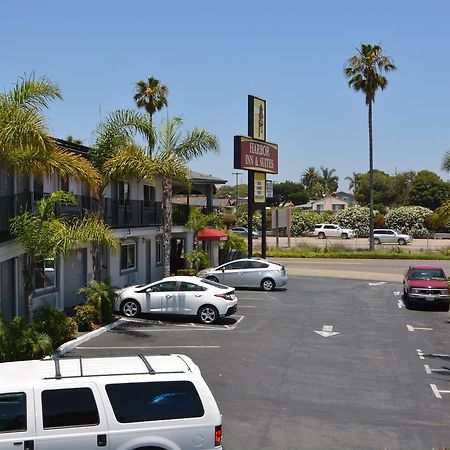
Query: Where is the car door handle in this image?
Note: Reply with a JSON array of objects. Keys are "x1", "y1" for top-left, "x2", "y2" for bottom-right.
[
  {"x1": 97, "y1": 434, "x2": 107, "y2": 447},
  {"x1": 13, "y1": 443, "x2": 22, "y2": 447},
  {"x1": 165, "y1": 294, "x2": 172, "y2": 298},
  {"x1": 195, "y1": 294, "x2": 202, "y2": 297}
]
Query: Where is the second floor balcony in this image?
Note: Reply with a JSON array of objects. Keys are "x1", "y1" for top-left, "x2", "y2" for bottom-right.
[{"x1": 0, "y1": 194, "x2": 190, "y2": 243}]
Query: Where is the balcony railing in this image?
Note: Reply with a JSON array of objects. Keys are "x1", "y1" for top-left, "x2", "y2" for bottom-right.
[{"x1": 0, "y1": 193, "x2": 190, "y2": 242}]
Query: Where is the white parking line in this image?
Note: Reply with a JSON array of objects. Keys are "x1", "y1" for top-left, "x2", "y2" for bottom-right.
[
  {"x1": 424, "y1": 364, "x2": 450, "y2": 375},
  {"x1": 417, "y1": 349, "x2": 424, "y2": 359},
  {"x1": 78, "y1": 345, "x2": 221, "y2": 350},
  {"x1": 238, "y1": 305, "x2": 258, "y2": 308},
  {"x1": 430, "y1": 384, "x2": 450, "y2": 399},
  {"x1": 397, "y1": 299, "x2": 404, "y2": 309}
]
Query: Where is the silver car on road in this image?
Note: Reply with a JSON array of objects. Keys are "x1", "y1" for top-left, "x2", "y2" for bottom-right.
[
  {"x1": 197, "y1": 258, "x2": 287, "y2": 291},
  {"x1": 372, "y1": 229, "x2": 413, "y2": 245}
]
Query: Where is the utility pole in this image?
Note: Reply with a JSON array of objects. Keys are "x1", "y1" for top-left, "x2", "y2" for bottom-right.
[{"x1": 232, "y1": 171, "x2": 242, "y2": 208}]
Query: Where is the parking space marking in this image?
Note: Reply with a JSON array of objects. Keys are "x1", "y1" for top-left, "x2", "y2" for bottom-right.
[
  {"x1": 77, "y1": 345, "x2": 221, "y2": 350},
  {"x1": 417, "y1": 349, "x2": 450, "y2": 360},
  {"x1": 398, "y1": 299, "x2": 405, "y2": 308},
  {"x1": 407, "y1": 324, "x2": 433, "y2": 332},
  {"x1": 238, "y1": 305, "x2": 258, "y2": 308},
  {"x1": 424, "y1": 365, "x2": 450, "y2": 375},
  {"x1": 114, "y1": 316, "x2": 245, "y2": 332},
  {"x1": 430, "y1": 384, "x2": 450, "y2": 399},
  {"x1": 417, "y1": 349, "x2": 425, "y2": 359}
]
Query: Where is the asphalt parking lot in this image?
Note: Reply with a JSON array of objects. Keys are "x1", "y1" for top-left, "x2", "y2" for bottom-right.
[{"x1": 66, "y1": 276, "x2": 450, "y2": 450}]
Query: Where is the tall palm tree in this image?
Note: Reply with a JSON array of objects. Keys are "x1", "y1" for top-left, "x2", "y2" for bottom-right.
[
  {"x1": 345, "y1": 44, "x2": 396, "y2": 249},
  {"x1": 0, "y1": 75, "x2": 99, "y2": 190},
  {"x1": 345, "y1": 171, "x2": 361, "y2": 194},
  {"x1": 134, "y1": 77, "x2": 168, "y2": 156},
  {"x1": 10, "y1": 191, "x2": 118, "y2": 322},
  {"x1": 301, "y1": 166, "x2": 320, "y2": 198},
  {"x1": 155, "y1": 117, "x2": 219, "y2": 277},
  {"x1": 320, "y1": 166, "x2": 339, "y2": 195}
]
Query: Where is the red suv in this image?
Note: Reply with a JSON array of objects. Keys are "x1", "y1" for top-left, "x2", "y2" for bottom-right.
[{"x1": 403, "y1": 265, "x2": 450, "y2": 311}]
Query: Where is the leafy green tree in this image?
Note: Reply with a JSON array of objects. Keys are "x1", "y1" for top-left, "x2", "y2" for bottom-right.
[
  {"x1": 0, "y1": 74, "x2": 99, "y2": 190},
  {"x1": 354, "y1": 170, "x2": 396, "y2": 212},
  {"x1": 186, "y1": 207, "x2": 223, "y2": 249},
  {"x1": 345, "y1": 172, "x2": 361, "y2": 194},
  {"x1": 186, "y1": 249, "x2": 210, "y2": 272},
  {"x1": 391, "y1": 171, "x2": 416, "y2": 206},
  {"x1": 319, "y1": 167, "x2": 339, "y2": 195},
  {"x1": 156, "y1": 117, "x2": 219, "y2": 277},
  {"x1": 10, "y1": 191, "x2": 118, "y2": 322},
  {"x1": 77, "y1": 280, "x2": 117, "y2": 324},
  {"x1": 134, "y1": 76, "x2": 168, "y2": 155},
  {"x1": 345, "y1": 44, "x2": 396, "y2": 249},
  {"x1": 408, "y1": 170, "x2": 450, "y2": 210},
  {"x1": 271, "y1": 181, "x2": 308, "y2": 206},
  {"x1": 301, "y1": 167, "x2": 321, "y2": 198}
]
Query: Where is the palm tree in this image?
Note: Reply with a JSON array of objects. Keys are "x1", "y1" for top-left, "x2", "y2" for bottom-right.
[
  {"x1": 320, "y1": 166, "x2": 339, "y2": 195},
  {"x1": 134, "y1": 77, "x2": 168, "y2": 155},
  {"x1": 155, "y1": 117, "x2": 219, "y2": 277},
  {"x1": 345, "y1": 171, "x2": 361, "y2": 194},
  {"x1": 345, "y1": 44, "x2": 396, "y2": 249},
  {"x1": 301, "y1": 166, "x2": 320, "y2": 198},
  {"x1": 0, "y1": 75, "x2": 99, "y2": 191},
  {"x1": 10, "y1": 191, "x2": 118, "y2": 322}
]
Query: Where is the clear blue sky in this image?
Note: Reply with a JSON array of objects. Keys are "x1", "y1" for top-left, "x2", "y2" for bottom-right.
[{"x1": 3, "y1": 1, "x2": 450, "y2": 191}]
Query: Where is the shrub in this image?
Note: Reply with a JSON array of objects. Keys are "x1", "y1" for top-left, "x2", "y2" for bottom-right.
[
  {"x1": 289, "y1": 210, "x2": 319, "y2": 237},
  {"x1": 186, "y1": 249, "x2": 210, "y2": 272},
  {"x1": 0, "y1": 316, "x2": 52, "y2": 362},
  {"x1": 77, "y1": 280, "x2": 117, "y2": 324},
  {"x1": 176, "y1": 268, "x2": 197, "y2": 276},
  {"x1": 33, "y1": 306, "x2": 78, "y2": 350},
  {"x1": 74, "y1": 304, "x2": 99, "y2": 331},
  {"x1": 385, "y1": 206, "x2": 432, "y2": 237},
  {"x1": 235, "y1": 208, "x2": 262, "y2": 231},
  {"x1": 336, "y1": 206, "x2": 371, "y2": 236}
]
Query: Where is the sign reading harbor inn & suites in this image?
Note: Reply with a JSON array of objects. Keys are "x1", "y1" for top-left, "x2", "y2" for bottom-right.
[{"x1": 234, "y1": 136, "x2": 278, "y2": 174}]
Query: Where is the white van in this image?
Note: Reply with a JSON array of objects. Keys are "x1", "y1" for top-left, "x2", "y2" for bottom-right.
[{"x1": 0, "y1": 354, "x2": 223, "y2": 450}]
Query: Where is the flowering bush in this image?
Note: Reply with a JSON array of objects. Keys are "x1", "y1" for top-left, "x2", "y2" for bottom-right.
[
  {"x1": 289, "y1": 210, "x2": 322, "y2": 236},
  {"x1": 385, "y1": 206, "x2": 432, "y2": 237},
  {"x1": 336, "y1": 206, "x2": 371, "y2": 236},
  {"x1": 235, "y1": 209, "x2": 262, "y2": 231}
]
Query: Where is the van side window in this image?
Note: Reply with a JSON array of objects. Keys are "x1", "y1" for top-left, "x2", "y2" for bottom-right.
[
  {"x1": 42, "y1": 388, "x2": 99, "y2": 429},
  {"x1": 106, "y1": 381, "x2": 204, "y2": 423},
  {"x1": 0, "y1": 392, "x2": 26, "y2": 433}
]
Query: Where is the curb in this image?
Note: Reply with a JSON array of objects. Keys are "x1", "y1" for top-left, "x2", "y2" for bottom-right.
[{"x1": 56, "y1": 317, "x2": 126, "y2": 356}]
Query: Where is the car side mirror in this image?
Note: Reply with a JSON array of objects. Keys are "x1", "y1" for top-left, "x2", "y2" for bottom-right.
[
  {"x1": 221, "y1": 268, "x2": 225, "y2": 272},
  {"x1": 146, "y1": 287, "x2": 153, "y2": 292}
]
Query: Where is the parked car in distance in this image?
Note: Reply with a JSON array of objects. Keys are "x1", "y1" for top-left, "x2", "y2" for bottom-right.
[
  {"x1": 372, "y1": 229, "x2": 412, "y2": 245},
  {"x1": 197, "y1": 258, "x2": 287, "y2": 291},
  {"x1": 229, "y1": 226, "x2": 260, "y2": 238},
  {"x1": 0, "y1": 354, "x2": 223, "y2": 449},
  {"x1": 313, "y1": 223, "x2": 355, "y2": 239},
  {"x1": 403, "y1": 265, "x2": 450, "y2": 311},
  {"x1": 115, "y1": 276, "x2": 238, "y2": 324}
]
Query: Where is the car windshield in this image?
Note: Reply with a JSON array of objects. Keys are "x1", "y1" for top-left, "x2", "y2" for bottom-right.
[{"x1": 409, "y1": 269, "x2": 446, "y2": 280}]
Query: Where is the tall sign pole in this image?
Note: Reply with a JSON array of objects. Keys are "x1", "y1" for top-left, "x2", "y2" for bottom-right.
[{"x1": 234, "y1": 95, "x2": 279, "y2": 259}]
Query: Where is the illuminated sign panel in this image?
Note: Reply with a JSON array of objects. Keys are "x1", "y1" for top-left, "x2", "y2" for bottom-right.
[{"x1": 234, "y1": 136, "x2": 278, "y2": 174}]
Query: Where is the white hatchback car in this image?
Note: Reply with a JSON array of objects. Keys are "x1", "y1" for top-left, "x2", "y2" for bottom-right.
[{"x1": 115, "y1": 276, "x2": 238, "y2": 324}]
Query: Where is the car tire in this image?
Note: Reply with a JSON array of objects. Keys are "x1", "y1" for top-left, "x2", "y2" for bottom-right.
[
  {"x1": 341, "y1": 233, "x2": 349, "y2": 239},
  {"x1": 441, "y1": 303, "x2": 450, "y2": 312},
  {"x1": 261, "y1": 278, "x2": 275, "y2": 291},
  {"x1": 403, "y1": 291, "x2": 412, "y2": 310},
  {"x1": 120, "y1": 299, "x2": 141, "y2": 318},
  {"x1": 398, "y1": 238, "x2": 406, "y2": 245},
  {"x1": 374, "y1": 238, "x2": 381, "y2": 245},
  {"x1": 206, "y1": 276, "x2": 219, "y2": 283},
  {"x1": 198, "y1": 305, "x2": 219, "y2": 324},
  {"x1": 318, "y1": 232, "x2": 326, "y2": 239}
]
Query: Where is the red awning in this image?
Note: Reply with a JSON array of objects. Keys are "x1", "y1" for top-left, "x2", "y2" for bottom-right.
[{"x1": 197, "y1": 228, "x2": 228, "y2": 241}]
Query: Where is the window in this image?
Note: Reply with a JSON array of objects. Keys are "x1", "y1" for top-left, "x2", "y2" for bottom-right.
[
  {"x1": 41, "y1": 388, "x2": 99, "y2": 429},
  {"x1": 248, "y1": 261, "x2": 269, "y2": 269},
  {"x1": 0, "y1": 392, "x2": 26, "y2": 433},
  {"x1": 118, "y1": 181, "x2": 130, "y2": 206},
  {"x1": 34, "y1": 258, "x2": 56, "y2": 291},
  {"x1": 227, "y1": 261, "x2": 250, "y2": 270},
  {"x1": 151, "y1": 281, "x2": 178, "y2": 292},
  {"x1": 179, "y1": 281, "x2": 205, "y2": 292},
  {"x1": 316, "y1": 204, "x2": 324, "y2": 211},
  {"x1": 106, "y1": 381, "x2": 204, "y2": 423},
  {"x1": 143, "y1": 185, "x2": 155, "y2": 207},
  {"x1": 332, "y1": 204, "x2": 344, "y2": 211},
  {"x1": 60, "y1": 176, "x2": 69, "y2": 192},
  {"x1": 120, "y1": 242, "x2": 136, "y2": 272},
  {"x1": 156, "y1": 237, "x2": 162, "y2": 265}
]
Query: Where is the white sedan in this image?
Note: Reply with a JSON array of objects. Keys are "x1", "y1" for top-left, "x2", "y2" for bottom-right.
[{"x1": 115, "y1": 276, "x2": 238, "y2": 324}]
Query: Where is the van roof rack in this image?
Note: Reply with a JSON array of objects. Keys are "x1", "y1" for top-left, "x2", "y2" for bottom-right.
[{"x1": 45, "y1": 354, "x2": 184, "y2": 380}]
